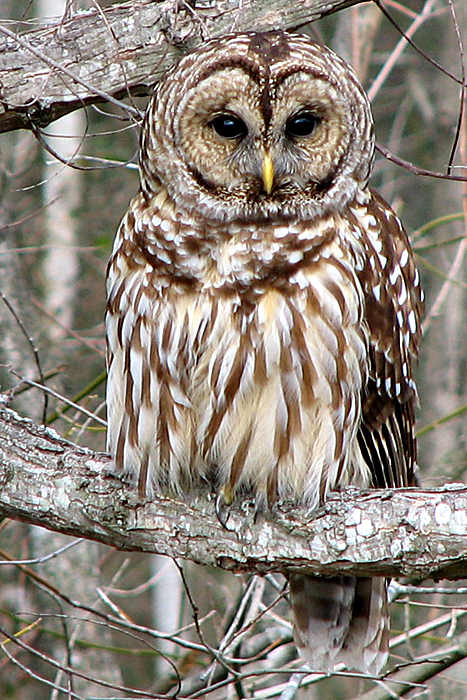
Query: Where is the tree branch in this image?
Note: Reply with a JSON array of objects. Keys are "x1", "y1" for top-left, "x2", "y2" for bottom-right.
[
  {"x1": 0, "y1": 0, "x2": 363, "y2": 133},
  {"x1": 1, "y1": 405, "x2": 466, "y2": 580}
]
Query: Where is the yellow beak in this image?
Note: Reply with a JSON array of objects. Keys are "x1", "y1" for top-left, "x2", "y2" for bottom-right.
[{"x1": 262, "y1": 152, "x2": 275, "y2": 194}]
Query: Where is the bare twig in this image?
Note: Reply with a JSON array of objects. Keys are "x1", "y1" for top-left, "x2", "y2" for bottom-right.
[{"x1": 0, "y1": 292, "x2": 48, "y2": 422}]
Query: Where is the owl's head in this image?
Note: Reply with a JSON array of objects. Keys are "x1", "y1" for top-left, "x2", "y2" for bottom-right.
[{"x1": 140, "y1": 31, "x2": 374, "y2": 222}]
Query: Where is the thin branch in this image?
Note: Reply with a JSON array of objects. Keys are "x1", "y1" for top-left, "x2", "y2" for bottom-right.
[
  {"x1": 8, "y1": 372, "x2": 107, "y2": 427},
  {"x1": 376, "y1": 143, "x2": 467, "y2": 182},
  {"x1": 368, "y1": 0, "x2": 438, "y2": 102},
  {"x1": 356, "y1": 628, "x2": 467, "y2": 700},
  {"x1": 373, "y1": 0, "x2": 464, "y2": 87},
  {"x1": 0, "y1": 623, "x2": 159, "y2": 699},
  {"x1": 421, "y1": 238, "x2": 467, "y2": 334},
  {"x1": 445, "y1": 0, "x2": 466, "y2": 174},
  {"x1": 0, "y1": 292, "x2": 48, "y2": 422}
]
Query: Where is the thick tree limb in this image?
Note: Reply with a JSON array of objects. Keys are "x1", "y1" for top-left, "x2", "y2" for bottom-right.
[
  {"x1": 0, "y1": 0, "x2": 363, "y2": 133},
  {"x1": 0, "y1": 404, "x2": 466, "y2": 580}
]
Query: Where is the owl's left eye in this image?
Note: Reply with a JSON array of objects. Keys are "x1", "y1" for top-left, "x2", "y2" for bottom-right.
[
  {"x1": 285, "y1": 112, "x2": 319, "y2": 138},
  {"x1": 210, "y1": 114, "x2": 248, "y2": 140}
]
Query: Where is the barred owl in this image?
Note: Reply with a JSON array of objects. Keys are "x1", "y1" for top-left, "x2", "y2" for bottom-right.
[{"x1": 106, "y1": 31, "x2": 423, "y2": 674}]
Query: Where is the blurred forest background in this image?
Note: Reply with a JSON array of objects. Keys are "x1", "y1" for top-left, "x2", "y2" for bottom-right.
[{"x1": 0, "y1": 0, "x2": 467, "y2": 698}]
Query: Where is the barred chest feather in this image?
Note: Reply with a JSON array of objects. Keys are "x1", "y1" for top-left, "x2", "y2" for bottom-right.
[{"x1": 106, "y1": 188, "x2": 375, "y2": 508}]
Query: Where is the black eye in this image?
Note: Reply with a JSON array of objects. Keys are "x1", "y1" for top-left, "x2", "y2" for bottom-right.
[
  {"x1": 285, "y1": 112, "x2": 319, "y2": 138},
  {"x1": 210, "y1": 114, "x2": 247, "y2": 139}
]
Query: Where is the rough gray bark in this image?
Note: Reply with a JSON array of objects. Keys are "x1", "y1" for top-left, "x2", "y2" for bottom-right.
[
  {"x1": 0, "y1": 0, "x2": 363, "y2": 133},
  {"x1": 1, "y1": 404, "x2": 467, "y2": 581}
]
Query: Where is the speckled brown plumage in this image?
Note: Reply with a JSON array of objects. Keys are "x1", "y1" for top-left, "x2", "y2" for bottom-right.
[{"x1": 106, "y1": 31, "x2": 423, "y2": 675}]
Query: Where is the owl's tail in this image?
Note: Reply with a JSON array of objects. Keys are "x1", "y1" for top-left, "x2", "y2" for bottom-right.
[{"x1": 289, "y1": 574, "x2": 389, "y2": 675}]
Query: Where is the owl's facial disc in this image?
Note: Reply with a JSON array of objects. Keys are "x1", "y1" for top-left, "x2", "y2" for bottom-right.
[
  {"x1": 150, "y1": 35, "x2": 374, "y2": 219},
  {"x1": 175, "y1": 65, "x2": 356, "y2": 201}
]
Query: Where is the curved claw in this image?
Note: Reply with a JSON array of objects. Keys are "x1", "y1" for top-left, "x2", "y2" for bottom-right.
[{"x1": 215, "y1": 488, "x2": 233, "y2": 530}]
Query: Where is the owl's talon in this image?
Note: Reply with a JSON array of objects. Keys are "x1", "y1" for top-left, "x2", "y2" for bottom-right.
[{"x1": 215, "y1": 490, "x2": 232, "y2": 529}]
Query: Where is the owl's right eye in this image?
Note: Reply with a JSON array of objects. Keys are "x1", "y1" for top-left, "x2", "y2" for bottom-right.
[{"x1": 210, "y1": 114, "x2": 248, "y2": 140}]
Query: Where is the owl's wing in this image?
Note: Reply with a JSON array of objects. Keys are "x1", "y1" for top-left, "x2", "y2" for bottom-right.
[{"x1": 356, "y1": 190, "x2": 424, "y2": 488}]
